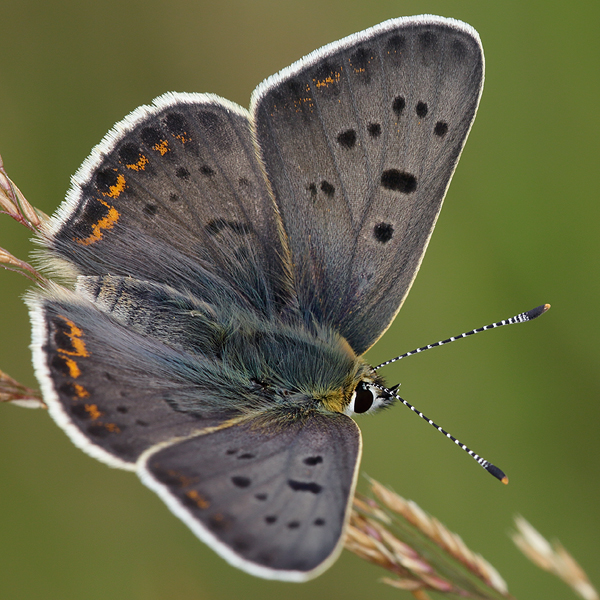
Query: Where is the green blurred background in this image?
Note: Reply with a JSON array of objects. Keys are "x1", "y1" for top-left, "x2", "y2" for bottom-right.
[{"x1": 0, "y1": 1, "x2": 598, "y2": 598}]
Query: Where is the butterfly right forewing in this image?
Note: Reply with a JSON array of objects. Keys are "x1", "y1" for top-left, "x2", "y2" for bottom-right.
[{"x1": 139, "y1": 410, "x2": 362, "y2": 581}]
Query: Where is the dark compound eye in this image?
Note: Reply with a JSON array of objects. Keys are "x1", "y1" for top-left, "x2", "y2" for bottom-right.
[{"x1": 354, "y1": 383, "x2": 374, "y2": 414}]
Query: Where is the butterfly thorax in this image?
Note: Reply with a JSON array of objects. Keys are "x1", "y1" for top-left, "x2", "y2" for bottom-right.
[
  {"x1": 75, "y1": 274, "x2": 380, "y2": 417},
  {"x1": 208, "y1": 313, "x2": 377, "y2": 416}
]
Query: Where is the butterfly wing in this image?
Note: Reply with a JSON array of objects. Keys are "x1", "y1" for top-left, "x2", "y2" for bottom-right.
[
  {"x1": 139, "y1": 411, "x2": 361, "y2": 581},
  {"x1": 28, "y1": 283, "x2": 241, "y2": 469},
  {"x1": 252, "y1": 16, "x2": 484, "y2": 353},
  {"x1": 42, "y1": 93, "x2": 294, "y2": 317}
]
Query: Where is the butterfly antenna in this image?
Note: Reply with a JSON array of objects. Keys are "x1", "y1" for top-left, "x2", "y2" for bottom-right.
[
  {"x1": 373, "y1": 304, "x2": 550, "y2": 371},
  {"x1": 373, "y1": 382, "x2": 508, "y2": 483}
]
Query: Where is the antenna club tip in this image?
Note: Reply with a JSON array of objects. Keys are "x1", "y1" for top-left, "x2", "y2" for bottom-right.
[
  {"x1": 526, "y1": 304, "x2": 551, "y2": 320},
  {"x1": 485, "y1": 463, "x2": 507, "y2": 483}
]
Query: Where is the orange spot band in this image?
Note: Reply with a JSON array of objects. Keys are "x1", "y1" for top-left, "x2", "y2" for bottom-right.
[{"x1": 75, "y1": 199, "x2": 120, "y2": 246}]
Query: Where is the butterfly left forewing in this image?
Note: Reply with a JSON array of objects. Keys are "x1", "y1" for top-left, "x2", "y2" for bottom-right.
[
  {"x1": 139, "y1": 411, "x2": 362, "y2": 581},
  {"x1": 252, "y1": 16, "x2": 483, "y2": 353}
]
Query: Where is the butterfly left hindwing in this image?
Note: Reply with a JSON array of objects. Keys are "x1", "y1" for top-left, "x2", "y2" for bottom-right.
[{"x1": 43, "y1": 94, "x2": 295, "y2": 317}]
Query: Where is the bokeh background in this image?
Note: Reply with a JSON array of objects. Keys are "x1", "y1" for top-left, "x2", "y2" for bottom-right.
[{"x1": 0, "y1": 1, "x2": 598, "y2": 599}]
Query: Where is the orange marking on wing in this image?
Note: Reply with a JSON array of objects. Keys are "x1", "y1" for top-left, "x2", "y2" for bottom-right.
[
  {"x1": 166, "y1": 469, "x2": 198, "y2": 488},
  {"x1": 185, "y1": 490, "x2": 210, "y2": 509},
  {"x1": 153, "y1": 139, "x2": 169, "y2": 155},
  {"x1": 74, "y1": 384, "x2": 89, "y2": 398},
  {"x1": 75, "y1": 199, "x2": 120, "y2": 246},
  {"x1": 103, "y1": 422, "x2": 121, "y2": 433},
  {"x1": 293, "y1": 96, "x2": 314, "y2": 112},
  {"x1": 62, "y1": 357, "x2": 81, "y2": 379},
  {"x1": 125, "y1": 155, "x2": 149, "y2": 171},
  {"x1": 55, "y1": 316, "x2": 90, "y2": 379},
  {"x1": 103, "y1": 173, "x2": 126, "y2": 198},
  {"x1": 85, "y1": 404, "x2": 103, "y2": 420},
  {"x1": 174, "y1": 133, "x2": 191, "y2": 143},
  {"x1": 314, "y1": 69, "x2": 341, "y2": 88},
  {"x1": 56, "y1": 316, "x2": 90, "y2": 358}
]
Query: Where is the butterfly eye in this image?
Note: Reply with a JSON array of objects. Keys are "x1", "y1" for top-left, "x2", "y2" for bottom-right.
[{"x1": 353, "y1": 383, "x2": 374, "y2": 414}]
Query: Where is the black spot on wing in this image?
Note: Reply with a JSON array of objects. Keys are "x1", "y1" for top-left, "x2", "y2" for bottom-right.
[
  {"x1": 368, "y1": 123, "x2": 381, "y2": 138},
  {"x1": 233, "y1": 537, "x2": 251, "y2": 552},
  {"x1": 349, "y1": 46, "x2": 371, "y2": 70},
  {"x1": 209, "y1": 512, "x2": 233, "y2": 532},
  {"x1": 434, "y1": 121, "x2": 448, "y2": 137},
  {"x1": 288, "y1": 480, "x2": 322, "y2": 494},
  {"x1": 164, "y1": 112, "x2": 188, "y2": 135},
  {"x1": 312, "y1": 61, "x2": 341, "y2": 98},
  {"x1": 385, "y1": 34, "x2": 406, "y2": 66},
  {"x1": 140, "y1": 127, "x2": 164, "y2": 147},
  {"x1": 419, "y1": 30, "x2": 437, "y2": 50},
  {"x1": 119, "y1": 143, "x2": 141, "y2": 165},
  {"x1": 337, "y1": 129, "x2": 357, "y2": 149},
  {"x1": 69, "y1": 404, "x2": 90, "y2": 419},
  {"x1": 381, "y1": 169, "x2": 417, "y2": 193},
  {"x1": 349, "y1": 46, "x2": 372, "y2": 82},
  {"x1": 95, "y1": 169, "x2": 120, "y2": 194},
  {"x1": 320, "y1": 181, "x2": 335, "y2": 197},
  {"x1": 231, "y1": 476, "x2": 251, "y2": 488},
  {"x1": 196, "y1": 110, "x2": 222, "y2": 133},
  {"x1": 373, "y1": 222, "x2": 394, "y2": 244},
  {"x1": 416, "y1": 102, "x2": 428, "y2": 118},
  {"x1": 303, "y1": 456, "x2": 323, "y2": 466},
  {"x1": 392, "y1": 96, "x2": 405, "y2": 116},
  {"x1": 452, "y1": 39, "x2": 467, "y2": 60}
]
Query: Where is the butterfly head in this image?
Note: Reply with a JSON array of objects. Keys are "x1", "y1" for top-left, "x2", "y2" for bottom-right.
[{"x1": 342, "y1": 374, "x2": 396, "y2": 416}]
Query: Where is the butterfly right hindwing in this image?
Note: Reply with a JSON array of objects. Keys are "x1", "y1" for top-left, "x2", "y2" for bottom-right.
[
  {"x1": 28, "y1": 283, "x2": 237, "y2": 469},
  {"x1": 139, "y1": 411, "x2": 362, "y2": 581}
]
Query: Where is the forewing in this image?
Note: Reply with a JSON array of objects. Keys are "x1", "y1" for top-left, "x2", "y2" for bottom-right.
[
  {"x1": 43, "y1": 93, "x2": 293, "y2": 317},
  {"x1": 27, "y1": 287, "x2": 236, "y2": 470},
  {"x1": 252, "y1": 16, "x2": 484, "y2": 353},
  {"x1": 139, "y1": 411, "x2": 361, "y2": 581}
]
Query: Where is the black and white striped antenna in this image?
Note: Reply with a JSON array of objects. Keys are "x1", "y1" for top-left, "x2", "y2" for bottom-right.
[
  {"x1": 374, "y1": 304, "x2": 550, "y2": 483},
  {"x1": 373, "y1": 381, "x2": 509, "y2": 482},
  {"x1": 374, "y1": 304, "x2": 550, "y2": 370}
]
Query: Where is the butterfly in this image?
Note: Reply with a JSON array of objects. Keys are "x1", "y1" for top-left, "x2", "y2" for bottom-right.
[{"x1": 22, "y1": 15, "x2": 484, "y2": 581}]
